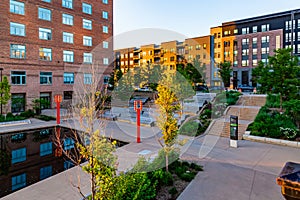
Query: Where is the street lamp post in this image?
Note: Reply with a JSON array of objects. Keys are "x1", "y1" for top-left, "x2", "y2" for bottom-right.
[{"x1": 0, "y1": 68, "x2": 3, "y2": 115}]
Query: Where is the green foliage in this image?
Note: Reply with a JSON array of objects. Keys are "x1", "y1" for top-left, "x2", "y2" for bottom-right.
[
  {"x1": 169, "y1": 187, "x2": 178, "y2": 195},
  {"x1": 179, "y1": 121, "x2": 199, "y2": 136},
  {"x1": 34, "y1": 115, "x2": 56, "y2": 121},
  {"x1": 0, "y1": 76, "x2": 11, "y2": 108},
  {"x1": 249, "y1": 106, "x2": 297, "y2": 138},
  {"x1": 176, "y1": 59, "x2": 205, "y2": 85},
  {"x1": 283, "y1": 99, "x2": 300, "y2": 128},
  {"x1": 252, "y1": 48, "x2": 300, "y2": 108},
  {"x1": 0, "y1": 113, "x2": 26, "y2": 122},
  {"x1": 219, "y1": 62, "x2": 232, "y2": 87},
  {"x1": 265, "y1": 94, "x2": 280, "y2": 108},
  {"x1": 20, "y1": 109, "x2": 35, "y2": 118}
]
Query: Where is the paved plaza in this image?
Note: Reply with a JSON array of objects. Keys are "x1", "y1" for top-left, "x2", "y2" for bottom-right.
[{"x1": 1, "y1": 111, "x2": 300, "y2": 200}]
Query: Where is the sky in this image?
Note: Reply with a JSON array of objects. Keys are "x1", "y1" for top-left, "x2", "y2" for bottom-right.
[{"x1": 113, "y1": 0, "x2": 300, "y2": 49}]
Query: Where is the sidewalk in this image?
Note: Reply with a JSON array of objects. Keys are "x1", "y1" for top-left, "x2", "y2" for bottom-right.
[{"x1": 178, "y1": 136, "x2": 300, "y2": 200}]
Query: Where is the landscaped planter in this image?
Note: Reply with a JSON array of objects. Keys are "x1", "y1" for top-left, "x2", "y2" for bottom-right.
[{"x1": 277, "y1": 162, "x2": 300, "y2": 200}]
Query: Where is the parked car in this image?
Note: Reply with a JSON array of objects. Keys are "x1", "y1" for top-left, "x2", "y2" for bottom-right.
[
  {"x1": 129, "y1": 96, "x2": 150, "y2": 105},
  {"x1": 136, "y1": 87, "x2": 153, "y2": 92},
  {"x1": 237, "y1": 84, "x2": 254, "y2": 92}
]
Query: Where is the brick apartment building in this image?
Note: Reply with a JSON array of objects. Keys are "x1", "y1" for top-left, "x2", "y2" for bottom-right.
[{"x1": 0, "y1": 0, "x2": 113, "y2": 113}]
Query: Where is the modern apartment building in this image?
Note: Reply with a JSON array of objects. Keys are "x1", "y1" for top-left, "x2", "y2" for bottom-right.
[
  {"x1": 0, "y1": 0, "x2": 113, "y2": 112},
  {"x1": 114, "y1": 36, "x2": 213, "y2": 85},
  {"x1": 219, "y1": 8, "x2": 300, "y2": 88}
]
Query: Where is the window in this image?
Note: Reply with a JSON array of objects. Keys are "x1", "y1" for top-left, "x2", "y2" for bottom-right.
[
  {"x1": 12, "y1": 173, "x2": 26, "y2": 191},
  {"x1": 261, "y1": 36, "x2": 269, "y2": 43},
  {"x1": 12, "y1": 147, "x2": 26, "y2": 164},
  {"x1": 83, "y1": 19, "x2": 92, "y2": 30},
  {"x1": 64, "y1": 72, "x2": 74, "y2": 84},
  {"x1": 40, "y1": 166, "x2": 52, "y2": 180},
  {"x1": 253, "y1": 48, "x2": 257, "y2": 55},
  {"x1": 234, "y1": 29, "x2": 238, "y2": 34},
  {"x1": 252, "y1": 37, "x2": 257, "y2": 45},
  {"x1": 40, "y1": 72, "x2": 52, "y2": 84},
  {"x1": 103, "y1": 26, "x2": 108, "y2": 33},
  {"x1": 103, "y1": 41, "x2": 108, "y2": 48},
  {"x1": 233, "y1": 60, "x2": 238, "y2": 67},
  {"x1": 11, "y1": 71, "x2": 26, "y2": 85},
  {"x1": 10, "y1": 44, "x2": 25, "y2": 59},
  {"x1": 104, "y1": 76, "x2": 109, "y2": 84},
  {"x1": 285, "y1": 20, "x2": 295, "y2": 30},
  {"x1": 242, "y1": 38, "x2": 249, "y2": 45},
  {"x1": 261, "y1": 24, "x2": 269, "y2": 32},
  {"x1": 42, "y1": 0, "x2": 51, "y2": 2},
  {"x1": 242, "y1": 49, "x2": 249, "y2": 56},
  {"x1": 84, "y1": 73, "x2": 92, "y2": 84},
  {"x1": 82, "y1": 3, "x2": 92, "y2": 14},
  {"x1": 11, "y1": 93, "x2": 25, "y2": 113},
  {"x1": 63, "y1": 32, "x2": 73, "y2": 43},
  {"x1": 39, "y1": 48, "x2": 52, "y2": 61},
  {"x1": 62, "y1": 13, "x2": 73, "y2": 25},
  {"x1": 10, "y1": 0, "x2": 25, "y2": 15},
  {"x1": 83, "y1": 36, "x2": 92, "y2": 46},
  {"x1": 39, "y1": 28, "x2": 52, "y2": 40},
  {"x1": 261, "y1": 58, "x2": 268, "y2": 64},
  {"x1": 62, "y1": 0, "x2": 72, "y2": 9},
  {"x1": 40, "y1": 142, "x2": 52, "y2": 156},
  {"x1": 103, "y1": 58, "x2": 109, "y2": 65},
  {"x1": 63, "y1": 50, "x2": 74, "y2": 62},
  {"x1": 242, "y1": 60, "x2": 249, "y2": 67},
  {"x1": 64, "y1": 138, "x2": 74, "y2": 150},
  {"x1": 102, "y1": 0, "x2": 108, "y2": 4},
  {"x1": 242, "y1": 27, "x2": 249, "y2": 34},
  {"x1": 38, "y1": 7, "x2": 51, "y2": 21},
  {"x1": 298, "y1": 19, "x2": 300, "y2": 29},
  {"x1": 203, "y1": 43, "x2": 207, "y2": 49},
  {"x1": 83, "y1": 53, "x2": 92, "y2": 63},
  {"x1": 261, "y1": 47, "x2": 269, "y2": 54},
  {"x1": 252, "y1": 26, "x2": 257, "y2": 33},
  {"x1": 102, "y1": 11, "x2": 108, "y2": 19},
  {"x1": 253, "y1": 59, "x2": 258, "y2": 66},
  {"x1": 63, "y1": 91, "x2": 72, "y2": 100},
  {"x1": 10, "y1": 22, "x2": 25, "y2": 36}
]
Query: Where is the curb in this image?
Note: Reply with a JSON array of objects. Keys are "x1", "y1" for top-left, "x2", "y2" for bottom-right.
[{"x1": 243, "y1": 131, "x2": 300, "y2": 148}]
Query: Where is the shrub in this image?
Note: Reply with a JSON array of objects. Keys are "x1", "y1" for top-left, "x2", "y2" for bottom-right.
[
  {"x1": 190, "y1": 163, "x2": 203, "y2": 171},
  {"x1": 35, "y1": 115, "x2": 56, "y2": 121},
  {"x1": 169, "y1": 187, "x2": 178, "y2": 195},
  {"x1": 179, "y1": 172, "x2": 196, "y2": 182},
  {"x1": 179, "y1": 121, "x2": 199, "y2": 136},
  {"x1": 6, "y1": 112, "x2": 14, "y2": 118},
  {"x1": 20, "y1": 109, "x2": 35, "y2": 118}
]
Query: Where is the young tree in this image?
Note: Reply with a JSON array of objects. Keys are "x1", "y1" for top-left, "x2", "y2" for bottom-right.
[
  {"x1": 155, "y1": 75, "x2": 180, "y2": 172},
  {"x1": 252, "y1": 48, "x2": 300, "y2": 110},
  {"x1": 0, "y1": 76, "x2": 11, "y2": 115},
  {"x1": 219, "y1": 61, "x2": 232, "y2": 87}
]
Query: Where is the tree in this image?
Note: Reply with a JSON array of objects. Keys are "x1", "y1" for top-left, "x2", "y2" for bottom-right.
[
  {"x1": 219, "y1": 61, "x2": 232, "y2": 87},
  {"x1": 108, "y1": 69, "x2": 123, "y2": 90},
  {"x1": 252, "y1": 48, "x2": 300, "y2": 110},
  {"x1": 283, "y1": 99, "x2": 300, "y2": 129},
  {"x1": 177, "y1": 61, "x2": 204, "y2": 86},
  {"x1": 55, "y1": 63, "x2": 118, "y2": 200},
  {"x1": 0, "y1": 76, "x2": 11, "y2": 115},
  {"x1": 155, "y1": 75, "x2": 180, "y2": 172}
]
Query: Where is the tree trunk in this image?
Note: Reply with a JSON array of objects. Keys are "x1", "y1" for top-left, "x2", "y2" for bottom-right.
[{"x1": 165, "y1": 152, "x2": 169, "y2": 172}]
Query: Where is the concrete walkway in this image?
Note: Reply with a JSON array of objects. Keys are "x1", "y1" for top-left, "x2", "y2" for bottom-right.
[
  {"x1": 1, "y1": 112, "x2": 300, "y2": 200},
  {"x1": 178, "y1": 136, "x2": 300, "y2": 200}
]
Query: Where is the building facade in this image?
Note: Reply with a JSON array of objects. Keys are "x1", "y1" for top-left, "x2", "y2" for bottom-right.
[
  {"x1": 0, "y1": 0, "x2": 113, "y2": 112},
  {"x1": 221, "y1": 9, "x2": 300, "y2": 88}
]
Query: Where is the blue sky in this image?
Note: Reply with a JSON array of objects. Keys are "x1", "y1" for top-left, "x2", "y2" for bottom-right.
[{"x1": 113, "y1": 0, "x2": 300, "y2": 49}]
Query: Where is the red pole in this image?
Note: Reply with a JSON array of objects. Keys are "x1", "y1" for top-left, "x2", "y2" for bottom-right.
[
  {"x1": 56, "y1": 101, "x2": 60, "y2": 125},
  {"x1": 137, "y1": 108, "x2": 141, "y2": 143},
  {"x1": 134, "y1": 100, "x2": 142, "y2": 143}
]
